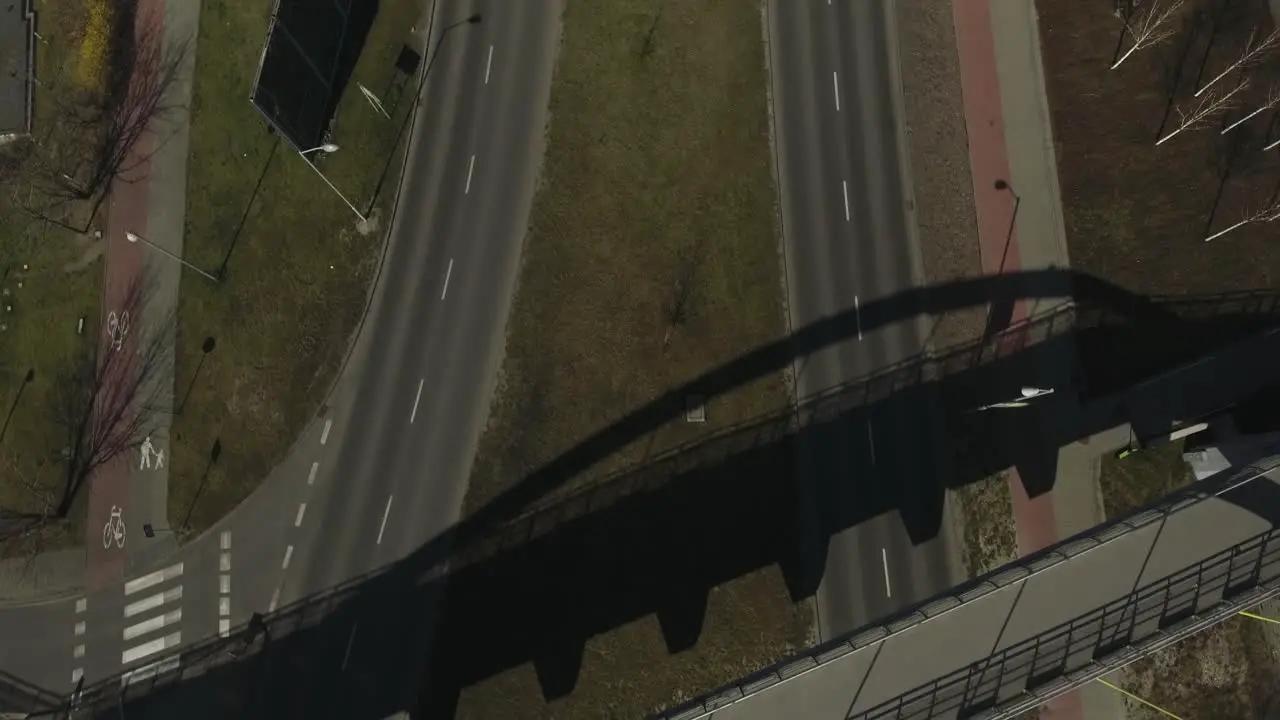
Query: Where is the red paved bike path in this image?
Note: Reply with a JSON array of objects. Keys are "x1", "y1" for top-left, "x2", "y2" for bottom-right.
[
  {"x1": 952, "y1": 1, "x2": 1083, "y2": 717},
  {"x1": 87, "y1": 0, "x2": 163, "y2": 592}
]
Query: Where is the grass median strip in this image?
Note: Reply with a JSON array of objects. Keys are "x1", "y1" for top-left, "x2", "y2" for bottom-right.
[
  {"x1": 167, "y1": 0, "x2": 427, "y2": 535},
  {"x1": 453, "y1": 0, "x2": 809, "y2": 716}
]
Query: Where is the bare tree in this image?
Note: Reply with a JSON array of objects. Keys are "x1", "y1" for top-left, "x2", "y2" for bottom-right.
[
  {"x1": 1196, "y1": 26, "x2": 1280, "y2": 97},
  {"x1": 1157, "y1": 78, "x2": 1248, "y2": 145},
  {"x1": 1112, "y1": 0, "x2": 1185, "y2": 70},
  {"x1": 1204, "y1": 195, "x2": 1280, "y2": 241},
  {"x1": 14, "y1": 2, "x2": 189, "y2": 232},
  {"x1": 48, "y1": 272, "x2": 172, "y2": 519},
  {"x1": 1222, "y1": 83, "x2": 1280, "y2": 134}
]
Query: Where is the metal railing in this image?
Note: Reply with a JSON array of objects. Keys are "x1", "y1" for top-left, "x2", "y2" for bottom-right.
[{"x1": 655, "y1": 453, "x2": 1280, "y2": 719}]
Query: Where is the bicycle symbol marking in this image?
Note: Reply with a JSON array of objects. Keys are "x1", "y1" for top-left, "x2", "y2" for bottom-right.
[
  {"x1": 106, "y1": 310, "x2": 130, "y2": 352},
  {"x1": 102, "y1": 505, "x2": 126, "y2": 550}
]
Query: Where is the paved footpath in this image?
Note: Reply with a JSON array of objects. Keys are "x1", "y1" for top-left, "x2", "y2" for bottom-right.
[
  {"x1": 89, "y1": 0, "x2": 200, "y2": 590},
  {"x1": 952, "y1": 0, "x2": 1125, "y2": 718}
]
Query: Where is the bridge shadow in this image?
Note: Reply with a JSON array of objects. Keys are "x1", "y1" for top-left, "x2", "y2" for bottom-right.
[{"x1": 20, "y1": 270, "x2": 1280, "y2": 719}]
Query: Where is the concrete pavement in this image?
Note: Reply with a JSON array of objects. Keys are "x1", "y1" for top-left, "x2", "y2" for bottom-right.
[{"x1": 768, "y1": 0, "x2": 962, "y2": 642}]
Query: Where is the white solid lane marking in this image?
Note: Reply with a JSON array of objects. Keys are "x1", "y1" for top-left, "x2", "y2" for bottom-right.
[
  {"x1": 219, "y1": 574, "x2": 230, "y2": 594},
  {"x1": 833, "y1": 71, "x2": 840, "y2": 111},
  {"x1": 881, "y1": 548, "x2": 892, "y2": 597},
  {"x1": 294, "y1": 503, "x2": 307, "y2": 527},
  {"x1": 75, "y1": 598, "x2": 86, "y2": 614},
  {"x1": 320, "y1": 419, "x2": 333, "y2": 445},
  {"x1": 842, "y1": 180, "x2": 851, "y2": 221},
  {"x1": 308, "y1": 462, "x2": 319, "y2": 485},
  {"x1": 123, "y1": 609, "x2": 182, "y2": 641},
  {"x1": 124, "y1": 587, "x2": 183, "y2": 619},
  {"x1": 410, "y1": 378, "x2": 425, "y2": 423},
  {"x1": 485, "y1": 45, "x2": 494, "y2": 84},
  {"x1": 854, "y1": 294, "x2": 863, "y2": 340},
  {"x1": 465, "y1": 155, "x2": 476, "y2": 194},
  {"x1": 219, "y1": 597, "x2": 230, "y2": 617},
  {"x1": 269, "y1": 587, "x2": 280, "y2": 612},
  {"x1": 124, "y1": 562, "x2": 183, "y2": 595},
  {"x1": 342, "y1": 625, "x2": 358, "y2": 670},
  {"x1": 220, "y1": 530, "x2": 231, "y2": 551},
  {"x1": 73, "y1": 644, "x2": 85, "y2": 659},
  {"x1": 74, "y1": 621, "x2": 85, "y2": 636},
  {"x1": 121, "y1": 632, "x2": 181, "y2": 665},
  {"x1": 867, "y1": 419, "x2": 876, "y2": 465},
  {"x1": 281, "y1": 545, "x2": 294, "y2": 570},
  {"x1": 219, "y1": 618, "x2": 231, "y2": 638},
  {"x1": 377, "y1": 495, "x2": 394, "y2": 545},
  {"x1": 441, "y1": 258, "x2": 454, "y2": 300}
]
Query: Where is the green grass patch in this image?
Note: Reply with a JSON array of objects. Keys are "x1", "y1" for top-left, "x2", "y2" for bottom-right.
[
  {"x1": 0, "y1": 1, "x2": 102, "y2": 557},
  {"x1": 168, "y1": 0, "x2": 428, "y2": 534},
  {"x1": 455, "y1": 0, "x2": 808, "y2": 716},
  {"x1": 1098, "y1": 441, "x2": 1194, "y2": 519}
]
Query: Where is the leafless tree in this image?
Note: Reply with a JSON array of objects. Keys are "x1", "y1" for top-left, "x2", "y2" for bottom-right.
[
  {"x1": 1157, "y1": 78, "x2": 1248, "y2": 145},
  {"x1": 1204, "y1": 195, "x2": 1280, "y2": 241},
  {"x1": 16, "y1": 2, "x2": 188, "y2": 232},
  {"x1": 1196, "y1": 26, "x2": 1280, "y2": 97},
  {"x1": 48, "y1": 271, "x2": 172, "y2": 519},
  {"x1": 1222, "y1": 83, "x2": 1280, "y2": 134},
  {"x1": 1112, "y1": 0, "x2": 1185, "y2": 70}
]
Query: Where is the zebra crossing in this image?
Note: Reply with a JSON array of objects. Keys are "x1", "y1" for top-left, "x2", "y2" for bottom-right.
[{"x1": 119, "y1": 561, "x2": 185, "y2": 682}]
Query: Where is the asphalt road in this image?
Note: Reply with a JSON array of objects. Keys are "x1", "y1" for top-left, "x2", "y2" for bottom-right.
[
  {"x1": 0, "y1": 0, "x2": 561, "y2": 704},
  {"x1": 278, "y1": 0, "x2": 560, "y2": 605},
  {"x1": 769, "y1": 0, "x2": 960, "y2": 639}
]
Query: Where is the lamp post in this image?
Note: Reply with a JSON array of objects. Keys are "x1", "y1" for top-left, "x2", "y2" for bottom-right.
[
  {"x1": 366, "y1": 13, "x2": 482, "y2": 213},
  {"x1": 125, "y1": 232, "x2": 220, "y2": 283},
  {"x1": 972, "y1": 386, "x2": 1055, "y2": 412},
  {"x1": 177, "y1": 336, "x2": 217, "y2": 414},
  {"x1": 0, "y1": 368, "x2": 33, "y2": 445},
  {"x1": 297, "y1": 143, "x2": 368, "y2": 224}
]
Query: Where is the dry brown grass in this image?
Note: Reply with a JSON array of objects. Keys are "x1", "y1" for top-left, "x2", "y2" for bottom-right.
[
  {"x1": 452, "y1": 0, "x2": 808, "y2": 716},
  {"x1": 1118, "y1": 609, "x2": 1280, "y2": 719},
  {"x1": 1098, "y1": 440, "x2": 1193, "y2": 517},
  {"x1": 1038, "y1": 0, "x2": 1280, "y2": 297},
  {"x1": 894, "y1": 0, "x2": 986, "y2": 352}
]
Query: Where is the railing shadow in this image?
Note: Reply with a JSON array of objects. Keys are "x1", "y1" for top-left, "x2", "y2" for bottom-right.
[{"x1": 14, "y1": 271, "x2": 1280, "y2": 719}]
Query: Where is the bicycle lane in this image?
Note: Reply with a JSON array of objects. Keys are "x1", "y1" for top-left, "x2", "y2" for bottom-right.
[
  {"x1": 952, "y1": 0, "x2": 1084, "y2": 719},
  {"x1": 86, "y1": 4, "x2": 157, "y2": 592}
]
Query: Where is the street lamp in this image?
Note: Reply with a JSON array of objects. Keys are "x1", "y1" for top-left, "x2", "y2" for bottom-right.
[
  {"x1": 125, "y1": 231, "x2": 220, "y2": 283},
  {"x1": 366, "y1": 13, "x2": 483, "y2": 212},
  {"x1": 297, "y1": 142, "x2": 368, "y2": 224},
  {"x1": 972, "y1": 386, "x2": 1055, "y2": 412},
  {"x1": 299, "y1": 143, "x2": 340, "y2": 155}
]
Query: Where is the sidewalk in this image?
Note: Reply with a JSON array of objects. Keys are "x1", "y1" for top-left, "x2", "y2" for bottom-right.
[
  {"x1": 88, "y1": 0, "x2": 200, "y2": 589},
  {"x1": 951, "y1": 0, "x2": 1123, "y2": 718}
]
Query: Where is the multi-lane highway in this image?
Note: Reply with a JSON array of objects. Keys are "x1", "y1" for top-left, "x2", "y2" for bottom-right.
[
  {"x1": 0, "y1": 0, "x2": 561, "y2": 706},
  {"x1": 769, "y1": 0, "x2": 961, "y2": 639}
]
